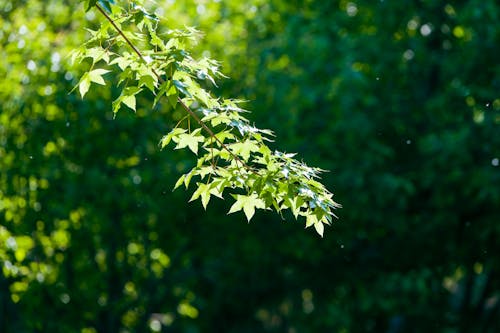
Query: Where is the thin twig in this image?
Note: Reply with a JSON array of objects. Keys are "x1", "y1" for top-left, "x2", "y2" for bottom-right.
[{"x1": 95, "y1": 4, "x2": 255, "y2": 173}]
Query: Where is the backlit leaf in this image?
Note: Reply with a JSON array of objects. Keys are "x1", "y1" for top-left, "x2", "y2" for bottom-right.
[
  {"x1": 228, "y1": 140, "x2": 260, "y2": 162},
  {"x1": 228, "y1": 193, "x2": 266, "y2": 222},
  {"x1": 88, "y1": 69, "x2": 110, "y2": 85},
  {"x1": 78, "y1": 74, "x2": 91, "y2": 98},
  {"x1": 314, "y1": 221, "x2": 324, "y2": 237},
  {"x1": 174, "y1": 129, "x2": 204, "y2": 155},
  {"x1": 122, "y1": 95, "x2": 136, "y2": 111}
]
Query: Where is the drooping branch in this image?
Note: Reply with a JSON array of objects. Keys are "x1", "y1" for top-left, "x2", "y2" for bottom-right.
[{"x1": 74, "y1": 1, "x2": 340, "y2": 236}]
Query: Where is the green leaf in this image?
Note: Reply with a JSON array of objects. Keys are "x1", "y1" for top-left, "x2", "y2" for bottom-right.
[
  {"x1": 282, "y1": 196, "x2": 301, "y2": 219},
  {"x1": 228, "y1": 140, "x2": 260, "y2": 162},
  {"x1": 189, "y1": 183, "x2": 211, "y2": 210},
  {"x1": 314, "y1": 221, "x2": 324, "y2": 237},
  {"x1": 88, "y1": 69, "x2": 110, "y2": 85},
  {"x1": 184, "y1": 172, "x2": 194, "y2": 188},
  {"x1": 139, "y1": 73, "x2": 156, "y2": 93},
  {"x1": 122, "y1": 95, "x2": 136, "y2": 111},
  {"x1": 78, "y1": 73, "x2": 91, "y2": 98},
  {"x1": 207, "y1": 113, "x2": 232, "y2": 127},
  {"x1": 123, "y1": 86, "x2": 141, "y2": 111},
  {"x1": 174, "y1": 174, "x2": 185, "y2": 190},
  {"x1": 153, "y1": 81, "x2": 169, "y2": 108},
  {"x1": 160, "y1": 128, "x2": 186, "y2": 149},
  {"x1": 305, "y1": 214, "x2": 325, "y2": 237},
  {"x1": 228, "y1": 193, "x2": 266, "y2": 222},
  {"x1": 305, "y1": 214, "x2": 317, "y2": 228},
  {"x1": 110, "y1": 56, "x2": 131, "y2": 71},
  {"x1": 85, "y1": 47, "x2": 110, "y2": 64},
  {"x1": 112, "y1": 87, "x2": 142, "y2": 113},
  {"x1": 167, "y1": 84, "x2": 178, "y2": 108},
  {"x1": 69, "y1": 49, "x2": 83, "y2": 65},
  {"x1": 193, "y1": 85, "x2": 213, "y2": 107},
  {"x1": 98, "y1": 0, "x2": 114, "y2": 13},
  {"x1": 208, "y1": 179, "x2": 225, "y2": 199},
  {"x1": 195, "y1": 166, "x2": 214, "y2": 179},
  {"x1": 213, "y1": 131, "x2": 235, "y2": 144},
  {"x1": 173, "y1": 129, "x2": 204, "y2": 155},
  {"x1": 172, "y1": 79, "x2": 191, "y2": 97},
  {"x1": 136, "y1": 65, "x2": 157, "y2": 91},
  {"x1": 148, "y1": 24, "x2": 167, "y2": 50},
  {"x1": 117, "y1": 68, "x2": 133, "y2": 86}
]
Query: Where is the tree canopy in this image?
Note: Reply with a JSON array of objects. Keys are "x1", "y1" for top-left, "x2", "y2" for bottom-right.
[{"x1": 1, "y1": 0, "x2": 499, "y2": 332}]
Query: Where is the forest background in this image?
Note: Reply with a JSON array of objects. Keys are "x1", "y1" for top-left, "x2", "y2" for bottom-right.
[{"x1": 0, "y1": 0, "x2": 499, "y2": 332}]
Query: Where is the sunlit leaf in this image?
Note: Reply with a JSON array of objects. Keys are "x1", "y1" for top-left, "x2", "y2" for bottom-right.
[
  {"x1": 228, "y1": 193, "x2": 266, "y2": 222},
  {"x1": 173, "y1": 129, "x2": 204, "y2": 155},
  {"x1": 189, "y1": 183, "x2": 212, "y2": 209},
  {"x1": 78, "y1": 74, "x2": 91, "y2": 98},
  {"x1": 314, "y1": 221, "x2": 324, "y2": 237},
  {"x1": 228, "y1": 140, "x2": 260, "y2": 162},
  {"x1": 88, "y1": 69, "x2": 110, "y2": 85}
]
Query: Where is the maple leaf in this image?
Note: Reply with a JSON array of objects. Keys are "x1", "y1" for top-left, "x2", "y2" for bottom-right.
[{"x1": 228, "y1": 193, "x2": 266, "y2": 222}]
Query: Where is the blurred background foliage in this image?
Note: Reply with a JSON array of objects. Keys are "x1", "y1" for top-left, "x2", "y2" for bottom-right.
[{"x1": 1, "y1": 0, "x2": 499, "y2": 332}]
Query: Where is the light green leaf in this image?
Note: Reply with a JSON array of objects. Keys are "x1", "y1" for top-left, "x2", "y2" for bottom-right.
[
  {"x1": 314, "y1": 221, "x2": 324, "y2": 237},
  {"x1": 209, "y1": 113, "x2": 232, "y2": 127},
  {"x1": 148, "y1": 25, "x2": 166, "y2": 50},
  {"x1": 117, "y1": 67, "x2": 133, "y2": 86},
  {"x1": 122, "y1": 95, "x2": 136, "y2": 111},
  {"x1": 153, "y1": 80, "x2": 169, "y2": 108},
  {"x1": 305, "y1": 214, "x2": 317, "y2": 228},
  {"x1": 184, "y1": 172, "x2": 194, "y2": 188},
  {"x1": 85, "y1": 47, "x2": 109, "y2": 64},
  {"x1": 174, "y1": 174, "x2": 185, "y2": 190},
  {"x1": 110, "y1": 56, "x2": 131, "y2": 71},
  {"x1": 213, "y1": 131, "x2": 235, "y2": 144},
  {"x1": 137, "y1": 67, "x2": 157, "y2": 93},
  {"x1": 209, "y1": 182, "x2": 225, "y2": 199},
  {"x1": 228, "y1": 193, "x2": 266, "y2": 222},
  {"x1": 189, "y1": 183, "x2": 211, "y2": 210},
  {"x1": 113, "y1": 87, "x2": 142, "y2": 113},
  {"x1": 78, "y1": 74, "x2": 91, "y2": 98},
  {"x1": 194, "y1": 86, "x2": 213, "y2": 107},
  {"x1": 282, "y1": 196, "x2": 301, "y2": 219},
  {"x1": 165, "y1": 38, "x2": 180, "y2": 50},
  {"x1": 228, "y1": 140, "x2": 260, "y2": 162},
  {"x1": 166, "y1": 83, "x2": 178, "y2": 109},
  {"x1": 201, "y1": 110, "x2": 231, "y2": 127},
  {"x1": 304, "y1": 214, "x2": 325, "y2": 237},
  {"x1": 160, "y1": 128, "x2": 187, "y2": 148},
  {"x1": 195, "y1": 166, "x2": 214, "y2": 179},
  {"x1": 174, "y1": 129, "x2": 204, "y2": 155},
  {"x1": 88, "y1": 69, "x2": 110, "y2": 85},
  {"x1": 69, "y1": 49, "x2": 83, "y2": 65}
]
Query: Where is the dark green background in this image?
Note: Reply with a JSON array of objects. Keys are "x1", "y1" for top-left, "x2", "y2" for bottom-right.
[{"x1": 1, "y1": 0, "x2": 499, "y2": 332}]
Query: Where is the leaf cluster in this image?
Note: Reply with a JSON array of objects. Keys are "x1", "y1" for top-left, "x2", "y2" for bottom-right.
[{"x1": 72, "y1": 0, "x2": 340, "y2": 235}]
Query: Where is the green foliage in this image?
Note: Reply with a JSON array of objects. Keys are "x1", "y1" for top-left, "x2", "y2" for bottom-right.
[{"x1": 71, "y1": 0, "x2": 340, "y2": 236}]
